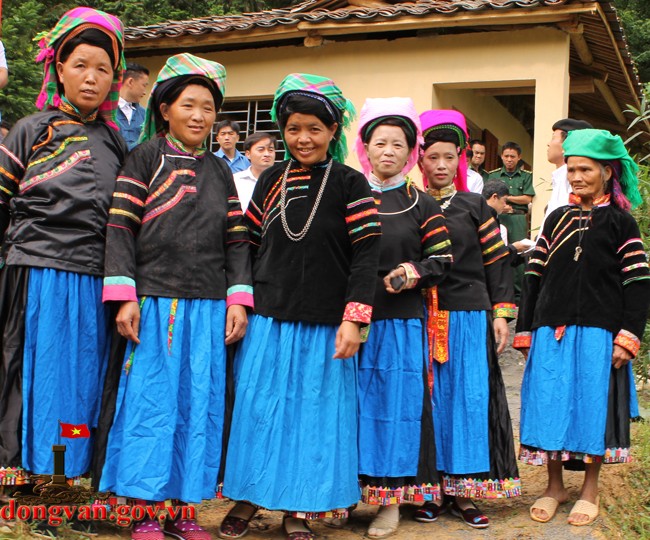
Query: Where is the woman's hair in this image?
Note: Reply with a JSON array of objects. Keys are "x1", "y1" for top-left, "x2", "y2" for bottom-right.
[
  {"x1": 58, "y1": 28, "x2": 117, "y2": 68},
  {"x1": 361, "y1": 117, "x2": 417, "y2": 149},
  {"x1": 159, "y1": 77, "x2": 216, "y2": 108},
  {"x1": 422, "y1": 128, "x2": 462, "y2": 152},
  {"x1": 277, "y1": 94, "x2": 339, "y2": 130},
  {"x1": 154, "y1": 76, "x2": 221, "y2": 132}
]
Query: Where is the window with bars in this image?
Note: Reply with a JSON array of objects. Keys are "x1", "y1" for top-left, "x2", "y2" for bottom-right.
[{"x1": 210, "y1": 98, "x2": 285, "y2": 158}]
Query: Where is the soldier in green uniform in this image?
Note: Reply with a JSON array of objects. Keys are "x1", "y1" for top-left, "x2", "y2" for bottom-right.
[{"x1": 488, "y1": 141, "x2": 534, "y2": 303}]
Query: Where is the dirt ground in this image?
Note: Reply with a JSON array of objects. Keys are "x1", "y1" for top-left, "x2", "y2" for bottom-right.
[{"x1": 6, "y1": 329, "x2": 641, "y2": 539}]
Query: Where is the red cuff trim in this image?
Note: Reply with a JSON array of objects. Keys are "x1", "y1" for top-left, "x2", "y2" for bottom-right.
[
  {"x1": 493, "y1": 302, "x2": 517, "y2": 319},
  {"x1": 343, "y1": 302, "x2": 372, "y2": 324},
  {"x1": 513, "y1": 332, "x2": 532, "y2": 349},
  {"x1": 614, "y1": 329, "x2": 641, "y2": 357}
]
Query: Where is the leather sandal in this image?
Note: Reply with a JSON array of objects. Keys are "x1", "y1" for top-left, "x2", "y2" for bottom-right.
[
  {"x1": 414, "y1": 499, "x2": 448, "y2": 523},
  {"x1": 282, "y1": 516, "x2": 315, "y2": 540},
  {"x1": 568, "y1": 497, "x2": 599, "y2": 526},
  {"x1": 530, "y1": 496, "x2": 561, "y2": 523},
  {"x1": 217, "y1": 503, "x2": 257, "y2": 539},
  {"x1": 449, "y1": 498, "x2": 489, "y2": 529}
]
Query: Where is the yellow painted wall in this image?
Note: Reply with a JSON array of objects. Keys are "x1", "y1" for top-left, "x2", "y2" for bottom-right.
[{"x1": 130, "y1": 26, "x2": 570, "y2": 232}]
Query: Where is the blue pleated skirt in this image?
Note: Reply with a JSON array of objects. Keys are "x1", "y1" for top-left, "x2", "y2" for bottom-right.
[
  {"x1": 433, "y1": 311, "x2": 490, "y2": 475},
  {"x1": 358, "y1": 318, "x2": 426, "y2": 477},
  {"x1": 22, "y1": 268, "x2": 110, "y2": 477},
  {"x1": 521, "y1": 325, "x2": 622, "y2": 457},
  {"x1": 223, "y1": 315, "x2": 360, "y2": 512},
  {"x1": 100, "y1": 297, "x2": 227, "y2": 503}
]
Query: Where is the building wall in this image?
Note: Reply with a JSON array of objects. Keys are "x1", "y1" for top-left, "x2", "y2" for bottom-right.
[{"x1": 131, "y1": 26, "x2": 570, "y2": 232}]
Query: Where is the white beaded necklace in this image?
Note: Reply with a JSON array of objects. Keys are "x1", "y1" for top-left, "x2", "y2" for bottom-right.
[{"x1": 280, "y1": 159, "x2": 333, "y2": 242}]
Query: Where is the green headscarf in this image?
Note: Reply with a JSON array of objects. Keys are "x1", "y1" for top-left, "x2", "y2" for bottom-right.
[
  {"x1": 271, "y1": 73, "x2": 356, "y2": 163},
  {"x1": 140, "y1": 53, "x2": 227, "y2": 144},
  {"x1": 563, "y1": 128, "x2": 642, "y2": 209}
]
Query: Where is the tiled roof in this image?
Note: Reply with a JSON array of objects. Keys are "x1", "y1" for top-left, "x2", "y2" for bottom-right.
[
  {"x1": 123, "y1": 0, "x2": 646, "y2": 135},
  {"x1": 125, "y1": 0, "x2": 576, "y2": 41}
]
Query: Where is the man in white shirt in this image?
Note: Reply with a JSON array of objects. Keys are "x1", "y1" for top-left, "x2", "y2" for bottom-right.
[
  {"x1": 116, "y1": 63, "x2": 150, "y2": 150},
  {"x1": 542, "y1": 118, "x2": 593, "y2": 226},
  {"x1": 466, "y1": 167, "x2": 484, "y2": 194},
  {"x1": 233, "y1": 132, "x2": 277, "y2": 210}
]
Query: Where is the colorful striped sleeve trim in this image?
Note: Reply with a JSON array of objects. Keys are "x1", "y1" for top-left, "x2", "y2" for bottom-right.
[
  {"x1": 623, "y1": 275, "x2": 650, "y2": 286},
  {"x1": 424, "y1": 239, "x2": 452, "y2": 256},
  {"x1": 512, "y1": 332, "x2": 532, "y2": 349},
  {"x1": 343, "y1": 302, "x2": 372, "y2": 324},
  {"x1": 614, "y1": 329, "x2": 641, "y2": 357},
  {"x1": 0, "y1": 145, "x2": 25, "y2": 170},
  {"x1": 117, "y1": 175, "x2": 148, "y2": 190},
  {"x1": 226, "y1": 285, "x2": 254, "y2": 309},
  {"x1": 102, "y1": 276, "x2": 137, "y2": 303},
  {"x1": 617, "y1": 238, "x2": 644, "y2": 254},
  {"x1": 493, "y1": 302, "x2": 517, "y2": 319}
]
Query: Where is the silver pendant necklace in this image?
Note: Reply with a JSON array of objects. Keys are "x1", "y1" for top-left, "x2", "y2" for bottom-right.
[
  {"x1": 574, "y1": 206, "x2": 593, "y2": 262},
  {"x1": 440, "y1": 192, "x2": 456, "y2": 212},
  {"x1": 280, "y1": 159, "x2": 333, "y2": 242}
]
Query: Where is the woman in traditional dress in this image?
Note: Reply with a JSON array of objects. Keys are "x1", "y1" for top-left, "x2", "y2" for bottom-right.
[
  {"x1": 416, "y1": 110, "x2": 520, "y2": 529},
  {"x1": 352, "y1": 97, "x2": 451, "y2": 539},
  {"x1": 218, "y1": 74, "x2": 381, "y2": 540},
  {"x1": 98, "y1": 53, "x2": 252, "y2": 540},
  {"x1": 514, "y1": 129, "x2": 649, "y2": 526},
  {"x1": 0, "y1": 8, "x2": 126, "y2": 536}
]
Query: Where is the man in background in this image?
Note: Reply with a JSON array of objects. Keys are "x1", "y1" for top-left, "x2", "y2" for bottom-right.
[
  {"x1": 469, "y1": 139, "x2": 490, "y2": 182},
  {"x1": 214, "y1": 120, "x2": 250, "y2": 173},
  {"x1": 542, "y1": 118, "x2": 593, "y2": 228},
  {"x1": 233, "y1": 132, "x2": 276, "y2": 211},
  {"x1": 488, "y1": 142, "x2": 534, "y2": 303},
  {"x1": 117, "y1": 63, "x2": 150, "y2": 150}
]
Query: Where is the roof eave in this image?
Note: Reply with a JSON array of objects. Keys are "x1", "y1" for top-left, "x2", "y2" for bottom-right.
[{"x1": 123, "y1": 3, "x2": 599, "y2": 53}]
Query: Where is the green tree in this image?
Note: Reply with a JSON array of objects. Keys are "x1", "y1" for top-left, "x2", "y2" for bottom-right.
[
  {"x1": 0, "y1": 0, "x2": 47, "y2": 123},
  {"x1": 614, "y1": 0, "x2": 650, "y2": 84}
]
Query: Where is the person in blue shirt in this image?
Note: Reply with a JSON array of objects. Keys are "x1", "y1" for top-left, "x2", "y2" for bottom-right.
[
  {"x1": 116, "y1": 62, "x2": 149, "y2": 150},
  {"x1": 214, "y1": 119, "x2": 250, "y2": 173}
]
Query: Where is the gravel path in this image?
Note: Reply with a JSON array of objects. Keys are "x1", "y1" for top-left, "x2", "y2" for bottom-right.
[{"x1": 85, "y1": 330, "x2": 617, "y2": 540}]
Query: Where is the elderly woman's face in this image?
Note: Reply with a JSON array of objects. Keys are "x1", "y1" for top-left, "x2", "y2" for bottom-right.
[
  {"x1": 365, "y1": 124, "x2": 410, "y2": 181},
  {"x1": 421, "y1": 141, "x2": 459, "y2": 190},
  {"x1": 56, "y1": 44, "x2": 113, "y2": 116},
  {"x1": 567, "y1": 156, "x2": 611, "y2": 201}
]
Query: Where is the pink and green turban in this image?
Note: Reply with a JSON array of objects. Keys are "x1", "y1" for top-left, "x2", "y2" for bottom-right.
[
  {"x1": 271, "y1": 73, "x2": 356, "y2": 164},
  {"x1": 140, "y1": 53, "x2": 227, "y2": 144},
  {"x1": 34, "y1": 7, "x2": 125, "y2": 130}
]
